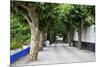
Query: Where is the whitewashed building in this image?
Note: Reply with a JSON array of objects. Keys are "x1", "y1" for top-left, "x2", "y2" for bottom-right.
[{"x1": 73, "y1": 25, "x2": 95, "y2": 52}]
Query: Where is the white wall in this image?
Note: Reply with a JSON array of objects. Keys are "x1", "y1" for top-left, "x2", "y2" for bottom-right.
[{"x1": 73, "y1": 25, "x2": 95, "y2": 43}]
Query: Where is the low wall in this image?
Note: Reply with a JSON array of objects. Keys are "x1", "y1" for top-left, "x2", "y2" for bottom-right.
[{"x1": 10, "y1": 47, "x2": 30, "y2": 64}]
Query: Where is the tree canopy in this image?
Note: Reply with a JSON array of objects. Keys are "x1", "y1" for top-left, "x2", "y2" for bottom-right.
[{"x1": 11, "y1": 1, "x2": 95, "y2": 50}]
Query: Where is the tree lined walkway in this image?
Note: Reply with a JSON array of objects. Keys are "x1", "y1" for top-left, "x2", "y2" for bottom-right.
[
  {"x1": 11, "y1": 40, "x2": 95, "y2": 66},
  {"x1": 11, "y1": 1, "x2": 95, "y2": 62}
]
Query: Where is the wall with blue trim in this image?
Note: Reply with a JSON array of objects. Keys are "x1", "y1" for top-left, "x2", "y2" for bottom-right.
[{"x1": 10, "y1": 47, "x2": 30, "y2": 64}]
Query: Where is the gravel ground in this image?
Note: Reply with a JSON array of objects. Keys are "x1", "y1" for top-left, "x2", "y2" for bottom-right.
[{"x1": 11, "y1": 41, "x2": 95, "y2": 67}]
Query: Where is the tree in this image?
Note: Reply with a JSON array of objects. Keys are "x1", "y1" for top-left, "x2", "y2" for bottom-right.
[
  {"x1": 70, "y1": 5, "x2": 95, "y2": 49},
  {"x1": 11, "y1": 1, "x2": 41, "y2": 61},
  {"x1": 58, "y1": 4, "x2": 74, "y2": 46},
  {"x1": 37, "y1": 3, "x2": 59, "y2": 49}
]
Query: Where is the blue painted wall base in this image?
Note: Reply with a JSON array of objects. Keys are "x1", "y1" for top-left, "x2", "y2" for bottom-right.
[{"x1": 10, "y1": 47, "x2": 30, "y2": 64}]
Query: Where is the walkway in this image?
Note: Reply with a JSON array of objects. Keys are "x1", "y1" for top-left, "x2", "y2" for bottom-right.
[{"x1": 11, "y1": 40, "x2": 95, "y2": 66}]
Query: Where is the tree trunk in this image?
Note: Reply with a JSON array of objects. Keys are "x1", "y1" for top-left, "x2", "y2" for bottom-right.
[
  {"x1": 78, "y1": 30, "x2": 82, "y2": 49},
  {"x1": 28, "y1": 8, "x2": 40, "y2": 61},
  {"x1": 53, "y1": 34, "x2": 56, "y2": 43},
  {"x1": 29, "y1": 24, "x2": 39, "y2": 61},
  {"x1": 78, "y1": 21, "x2": 84, "y2": 49},
  {"x1": 18, "y1": 4, "x2": 40, "y2": 61},
  {"x1": 44, "y1": 32, "x2": 47, "y2": 40},
  {"x1": 39, "y1": 31, "x2": 43, "y2": 51},
  {"x1": 67, "y1": 31, "x2": 71, "y2": 46}
]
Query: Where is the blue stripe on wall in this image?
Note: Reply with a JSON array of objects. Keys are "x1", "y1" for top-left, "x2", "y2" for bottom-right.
[{"x1": 10, "y1": 47, "x2": 30, "y2": 64}]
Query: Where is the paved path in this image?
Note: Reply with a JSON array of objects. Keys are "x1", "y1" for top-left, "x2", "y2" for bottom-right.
[{"x1": 11, "y1": 41, "x2": 95, "y2": 66}]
